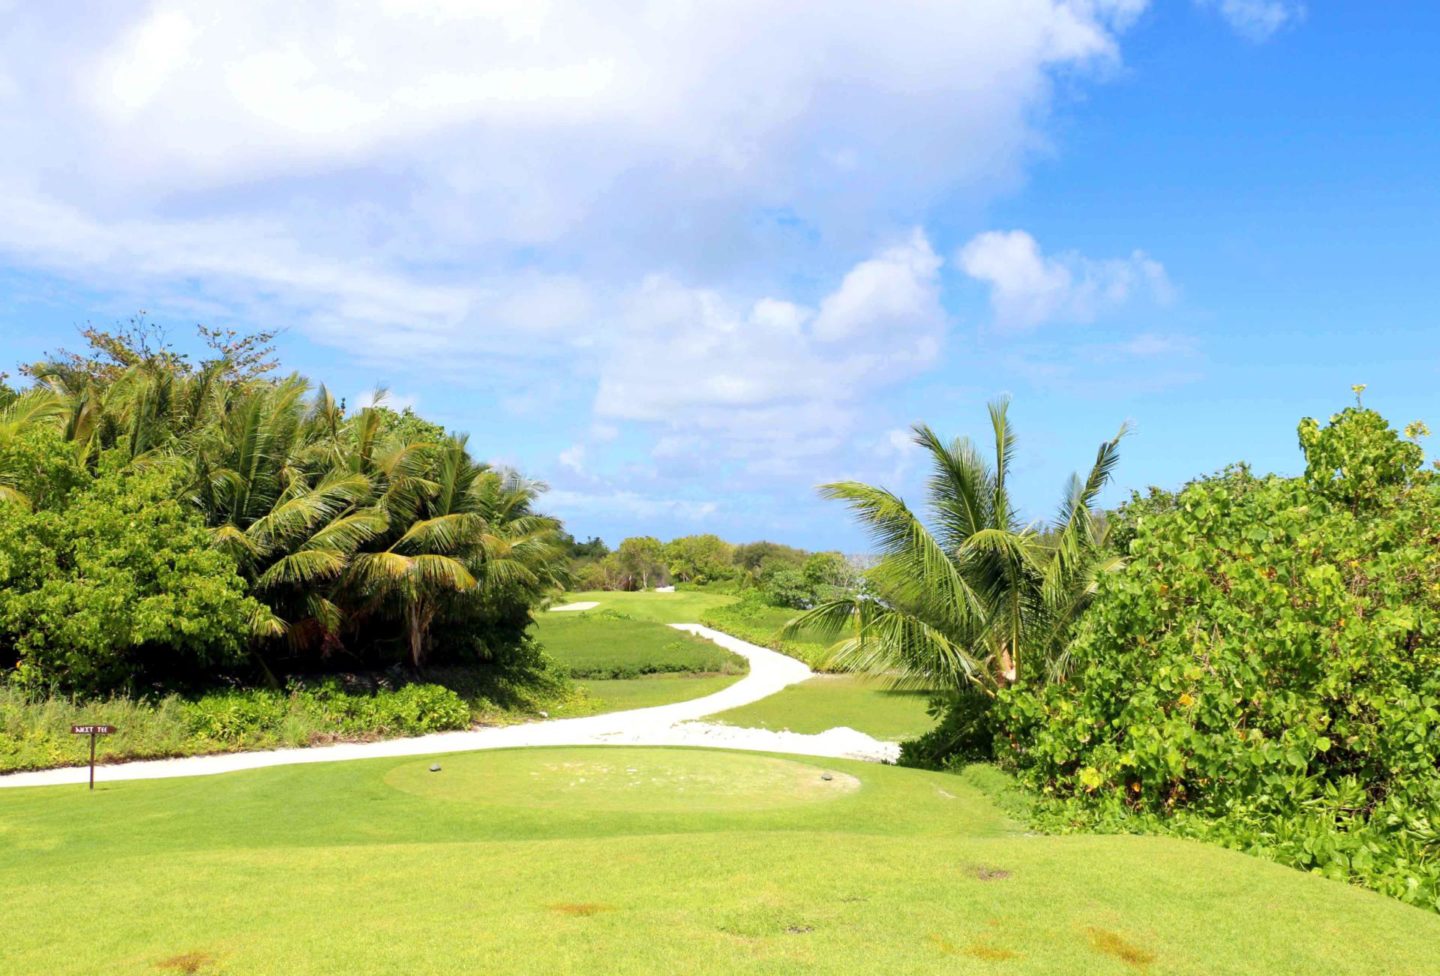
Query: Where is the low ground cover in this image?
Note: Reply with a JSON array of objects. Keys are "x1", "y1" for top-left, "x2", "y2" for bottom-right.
[
  {"x1": 0, "y1": 667, "x2": 571, "y2": 774},
  {"x1": 710, "y1": 675, "x2": 936, "y2": 742},
  {"x1": 2, "y1": 747, "x2": 1435, "y2": 975},
  {"x1": 533, "y1": 601, "x2": 749, "y2": 716}
]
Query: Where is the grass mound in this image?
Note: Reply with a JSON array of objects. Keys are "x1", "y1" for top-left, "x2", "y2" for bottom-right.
[{"x1": 2, "y1": 747, "x2": 1438, "y2": 974}]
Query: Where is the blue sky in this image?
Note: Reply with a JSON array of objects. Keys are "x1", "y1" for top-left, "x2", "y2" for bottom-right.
[{"x1": 1, "y1": 1, "x2": 1435, "y2": 550}]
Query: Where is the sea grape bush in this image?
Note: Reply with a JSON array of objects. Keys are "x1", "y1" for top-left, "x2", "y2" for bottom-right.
[
  {"x1": 0, "y1": 449, "x2": 260, "y2": 695},
  {"x1": 997, "y1": 405, "x2": 1440, "y2": 910}
]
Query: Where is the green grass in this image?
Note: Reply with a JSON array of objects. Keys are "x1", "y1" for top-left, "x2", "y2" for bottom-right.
[
  {"x1": 532, "y1": 603, "x2": 748, "y2": 717},
  {"x1": 1, "y1": 747, "x2": 1436, "y2": 975},
  {"x1": 533, "y1": 612, "x2": 745, "y2": 678},
  {"x1": 710, "y1": 675, "x2": 937, "y2": 742},
  {"x1": 556, "y1": 674, "x2": 746, "y2": 716},
  {"x1": 558, "y1": 589, "x2": 739, "y2": 623},
  {"x1": 699, "y1": 599, "x2": 831, "y2": 667}
]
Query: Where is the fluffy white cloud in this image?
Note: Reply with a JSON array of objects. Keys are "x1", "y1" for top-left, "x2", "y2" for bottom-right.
[
  {"x1": 957, "y1": 230, "x2": 1171, "y2": 331},
  {"x1": 0, "y1": 1, "x2": 1161, "y2": 531},
  {"x1": 1196, "y1": 0, "x2": 1304, "y2": 41},
  {"x1": 0, "y1": 2, "x2": 1142, "y2": 333},
  {"x1": 594, "y1": 231, "x2": 944, "y2": 437}
]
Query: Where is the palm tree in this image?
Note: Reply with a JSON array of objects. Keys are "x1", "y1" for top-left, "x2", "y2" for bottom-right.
[
  {"x1": 791, "y1": 398, "x2": 1125, "y2": 693},
  {"x1": 0, "y1": 389, "x2": 68, "y2": 508}
]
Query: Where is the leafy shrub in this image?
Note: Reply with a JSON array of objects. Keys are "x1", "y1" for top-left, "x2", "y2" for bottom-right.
[
  {"x1": 0, "y1": 457, "x2": 262, "y2": 695},
  {"x1": 897, "y1": 690, "x2": 995, "y2": 770},
  {"x1": 762, "y1": 570, "x2": 814, "y2": 609},
  {"x1": 996, "y1": 406, "x2": 1440, "y2": 911}
]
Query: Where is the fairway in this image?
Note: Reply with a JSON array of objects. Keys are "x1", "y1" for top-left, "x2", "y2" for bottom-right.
[
  {"x1": 533, "y1": 611, "x2": 744, "y2": 677},
  {"x1": 560, "y1": 674, "x2": 746, "y2": 716},
  {"x1": 557, "y1": 589, "x2": 739, "y2": 623},
  {"x1": 3, "y1": 748, "x2": 1437, "y2": 976},
  {"x1": 711, "y1": 674, "x2": 937, "y2": 742}
]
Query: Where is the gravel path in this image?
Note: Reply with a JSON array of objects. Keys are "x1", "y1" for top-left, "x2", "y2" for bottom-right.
[{"x1": 0, "y1": 625, "x2": 899, "y2": 789}]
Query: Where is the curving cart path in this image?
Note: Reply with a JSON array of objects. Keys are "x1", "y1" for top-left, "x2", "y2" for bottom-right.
[{"x1": 0, "y1": 624, "x2": 899, "y2": 789}]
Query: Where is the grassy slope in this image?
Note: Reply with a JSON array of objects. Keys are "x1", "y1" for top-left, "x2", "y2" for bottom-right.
[
  {"x1": 710, "y1": 675, "x2": 937, "y2": 742},
  {"x1": 698, "y1": 599, "x2": 831, "y2": 667},
  {"x1": 535, "y1": 601, "x2": 748, "y2": 715},
  {"x1": 533, "y1": 612, "x2": 745, "y2": 677},
  {"x1": 2, "y1": 747, "x2": 1436, "y2": 976}
]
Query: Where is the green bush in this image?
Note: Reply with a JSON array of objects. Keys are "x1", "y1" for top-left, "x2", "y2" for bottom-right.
[
  {"x1": 761, "y1": 569, "x2": 813, "y2": 609},
  {"x1": 996, "y1": 406, "x2": 1440, "y2": 911},
  {"x1": 0, "y1": 456, "x2": 262, "y2": 694}
]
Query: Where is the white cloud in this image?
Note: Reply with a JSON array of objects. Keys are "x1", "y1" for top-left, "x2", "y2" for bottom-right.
[
  {"x1": 0, "y1": 1, "x2": 1158, "y2": 528},
  {"x1": 957, "y1": 229, "x2": 1171, "y2": 331},
  {"x1": 544, "y1": 489, "x2": 719, "y2": 523},
  {"x1": 594, "y1": 232, "x2": 945, "y2": 441},
  {"x1": 1196, "y1": 0, "x2": 1304, "y2": 41},
  {"x1": 558, "y1": 443, "x2": 586, "y2": 474},
  {"x1": 0, "y1": 2, "x2": 1142, "y2": 329}
]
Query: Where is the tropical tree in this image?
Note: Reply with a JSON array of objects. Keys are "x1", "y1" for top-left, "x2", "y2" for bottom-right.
[
  {"x1": 617, "y1": 536, "x2": 668, "y2": 589},
  {"x1": 4, "y1": 324, "x2": 571, "y2": 688},
  {"x1": 791, "y1": 398, "x2": 1126, "y2": 693}
]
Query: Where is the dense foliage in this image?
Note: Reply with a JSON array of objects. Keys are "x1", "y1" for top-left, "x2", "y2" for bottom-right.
[
  {"x1": 0, "y1": 324, "x2": 569, "y2": 696},
  {"x1": 997, "y1": 403, "x2": 1440, "y2": 910},
  {"x1": 0, "y1": 451, "x2": 261, "y2": 693},
  {"x1": 795, "y1": 399, "x2": 1126, "y2": 692}
]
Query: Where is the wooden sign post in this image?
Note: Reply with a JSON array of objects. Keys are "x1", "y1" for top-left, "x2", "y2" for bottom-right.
[{"x1": 70, "y1": 725, "x2": 116, "y2": 790}]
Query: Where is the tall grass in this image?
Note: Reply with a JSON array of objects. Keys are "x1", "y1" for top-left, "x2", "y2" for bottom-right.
[{"x1": 0, "y1": 670, "x2": 577, "y2": 774}]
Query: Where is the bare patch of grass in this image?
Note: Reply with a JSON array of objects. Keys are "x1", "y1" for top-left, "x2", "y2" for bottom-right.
[
  {"x1": 1086, "y1": 927, "x2": 1156, "y2": 967},
  {"x1": 965, "y1": 941, "x2": 1020, "y2": 961},
  {"x1": 548, "y1": 902, "x2": 612, "y2": 917},
  {"x1": 154, "y1": 950, "x2": 216, "y2": 974}
]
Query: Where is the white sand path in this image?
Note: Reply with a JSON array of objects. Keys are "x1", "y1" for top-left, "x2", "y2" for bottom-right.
[{"x1": 0, "y1": 624, "x2": 899, "y2": 789}]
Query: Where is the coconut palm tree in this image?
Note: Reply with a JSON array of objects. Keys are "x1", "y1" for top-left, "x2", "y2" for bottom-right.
[
  {"x1": 0, "y1": 388, "x2": 68, "y2": 508},
  {"x1": 791, "y1": 398, "x2": 1125, "y2": 693}
]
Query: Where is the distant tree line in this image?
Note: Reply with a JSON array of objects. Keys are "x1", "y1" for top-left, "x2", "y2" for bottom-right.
[{"x1": 562, "y1": 532, "x2": 861, "y2": 609}]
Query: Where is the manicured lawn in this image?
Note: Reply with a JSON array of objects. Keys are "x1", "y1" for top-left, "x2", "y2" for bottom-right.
[
  {"x1": 533, "y1": 601, "x2": 747, "y2": 717},
  {"x1": 711, "y1": 675, "x2": 937, "y2": 742},
  {"x1": 557, "y1": 589, "x2": 738, "y2": 624},
  {"x1": 699, "y1": 600, "x2": 832, "y2": 666},
  {"x1": 1, "y1": 748, "x2": 1436, "y2": 975},
  {"x1": 557, "y1": 674, "x2": 745, "y2": 716},
  {"x1": 533, "y1": 612, "x2": 745, "y2": 677}
]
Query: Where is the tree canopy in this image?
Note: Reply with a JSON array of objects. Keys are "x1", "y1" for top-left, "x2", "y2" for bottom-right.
[{"x1": 0, "y1": 325, "x2": 568, "y2": 693}]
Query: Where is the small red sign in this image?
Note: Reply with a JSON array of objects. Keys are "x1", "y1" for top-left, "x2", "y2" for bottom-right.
[{"x1": 71, "y1": 725, "x2": 116, "y2": 735}]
